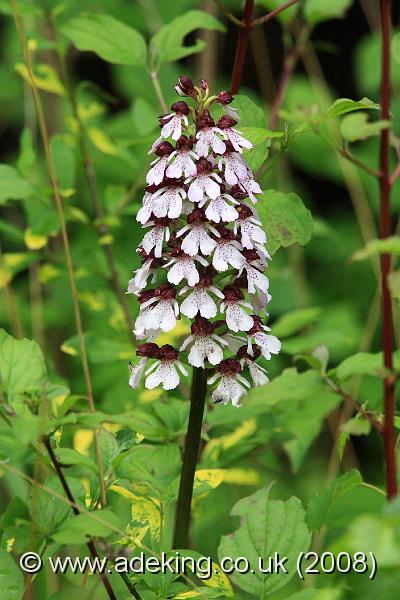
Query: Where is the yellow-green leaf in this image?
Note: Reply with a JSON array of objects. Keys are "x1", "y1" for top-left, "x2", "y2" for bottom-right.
[{"x1": 15, "y1": 62, "x2": 65, "y2": 95}]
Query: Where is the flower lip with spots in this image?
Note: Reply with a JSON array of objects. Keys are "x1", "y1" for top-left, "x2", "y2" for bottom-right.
[{"x1": 128, "y1": 77, "x2": 280, "y2": 400}]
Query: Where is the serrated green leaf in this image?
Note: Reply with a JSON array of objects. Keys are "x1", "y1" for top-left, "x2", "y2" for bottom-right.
[
  {"x1": 61, "y1": 13, "x2": 147, "y2": 66},
  {"x1": 0, "y1": 329, "x2": 47, "y2": 407},
  {"x1": 150, "y1": 11, "x2": 225, "y2": 66},
  {"x1": 218, "y1": 485, "x2": 311, "y2": 597},
  {"x1": 306, "y1": 470, "x2": 362, "y2": 530},
  {"x1": 257, "y1": 190, "x2": 313, "y2": 255}
]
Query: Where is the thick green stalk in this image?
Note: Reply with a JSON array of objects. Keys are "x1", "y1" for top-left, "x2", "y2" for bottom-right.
[{"x1": 173, "y1": 368, "x2": 207, "y2": 549}]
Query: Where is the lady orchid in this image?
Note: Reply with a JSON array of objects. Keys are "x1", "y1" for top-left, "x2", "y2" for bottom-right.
[{"x1": 128, "y1": 77, "x2": 280, "y2": 405}]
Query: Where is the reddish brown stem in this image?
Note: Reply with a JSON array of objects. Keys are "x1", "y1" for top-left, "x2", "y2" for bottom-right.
[
  {"x1": 379, "y1": 0, "x2": 397, "y2": 499},
  {"x1": 252, "y1": 0, "x2": 300, "y2": 27},
  {"x1": 230, "y1": 0, "x2": 254, "y2": 94}
]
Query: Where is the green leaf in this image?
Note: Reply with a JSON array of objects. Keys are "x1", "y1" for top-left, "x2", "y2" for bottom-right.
[
  {"x1": 0, "y1": 550, "x2": 24, "y2": 600},
  {"x1": 0, "y1": 329, "x2": 47, "y2": 406},
  {"x1": 17, "y1": 128, "x2": 36, "y2": 178},
  {"x1": 389, "y1": 270, "x2": 400, "y2": 302},
  {"x1": 336, "y1": 350, "x2": 400, "y2": 381},
  {"x1": 393, "y1": 32, "x2": 400, "y2": 64},
  {"x1": 150, "y1": 11, "x2": 225, "y2": 66},
  {"x1": 306, "y1": 470, "x2": 362, "y2": 530},
  {"x1": 61, "y1": 13, "x2": 147, "y2": 66},
  {"x1": 304, "y1": 0, "x2": 353, "y2": 25},
  {"x1": 273, "y1": 307, "x2": 321, "y2": 338},
  {"x1": 218, "y1": 485, "x2": 311, "y2": 597},
  {"x1": 15, "y1": 63, "x2": 65, "y2": 95},
  {"x1": 340, "y1": 113, "x2": 390, "y2": 142},
  {"x1": 257, "y1": 190, "x2": 313, "y2": 255},
  {"x1": 61, "y1": 332, "x2": 132, "y2": 363},
  {"x1": 50, "y1": 135, "x2": 76, "y2": 191},
  {"x1": 342, "y1": 417, "x2": 371, "y2": 436},
  {"x1": 352, "y1": 237, "x2": 400, "y2": 261},
  {"x1": 52, "y1": 509, "x2": 121, "y2": 545},
  {"x1": 54, "y1": 448, "x2": 97, "y2": 472},
  {"x1": 34, "y1": 477, "x2": 86, "y2": 535},
  {"x1": 0, "y1": 165, "x2": 33, "y2": 205},
  {"x1": 324, "y1": 97, "x2": 380, "y2": 118},
  {"x1": 355, "y1": 32, "x2": 400, "y2": 96}
]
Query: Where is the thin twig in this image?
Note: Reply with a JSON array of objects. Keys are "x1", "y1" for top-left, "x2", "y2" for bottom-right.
[
  {"x1": 390, "y1": 160, "x2": 400, "y2": 184},
  {"x1": 11, "y1": 0, "x2": 107, "y2": 508},
  {"x1": 44, "y1": 439, "x2": 119, "y2": 600},
  {"x1": 269, "y1": 26, "x2": 309, "y2": 130},
  {"x1": 150, "y1": 70, "x2": 168, "y2": 113},
  {"x1": 212, "y1": 0, "x2": 242, "y2": 26},
  {"x1": 338, "y1": 145, "x2": 382, "y2": 178},
  {"x1": 252, "y1": 0, "x2": 300, "y2": 27},
  {"x1": 379, "y1": 0, "x2": 397, "y2": 499}
]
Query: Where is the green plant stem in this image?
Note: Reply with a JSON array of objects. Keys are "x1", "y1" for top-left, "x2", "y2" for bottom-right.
[
  {"x1": 11, "y1": 0, "x2": 107, "y2": 508},
  {"x1": 379, "y1": 0, "x2": 397, "y2": 500},
  {"x1": 150, "y1": 70, "x2": 168, "y2": 113},
  {"x1": 173, "y1": 368, "x2": 207, "y2": 549}
]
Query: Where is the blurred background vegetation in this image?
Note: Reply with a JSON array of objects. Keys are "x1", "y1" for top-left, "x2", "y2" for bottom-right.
[{"x1": 0, "y1": 1, "x2": 400, "y2": 599}]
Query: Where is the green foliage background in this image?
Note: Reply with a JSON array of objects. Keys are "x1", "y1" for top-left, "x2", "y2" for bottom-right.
[{"x1": 0, "y1": 0, "x2": 399, "y2": 599}]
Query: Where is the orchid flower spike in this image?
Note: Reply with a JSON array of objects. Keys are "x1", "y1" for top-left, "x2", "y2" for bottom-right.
[{"x1": 127, "y1": 76, "x2": 280, "y2": 406}]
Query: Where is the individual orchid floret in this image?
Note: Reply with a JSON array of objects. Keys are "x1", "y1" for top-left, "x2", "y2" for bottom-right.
[
  {"x1": 233, "y1": 177, "x2": 263, "y2": 204},
  {"x1": 217, "y1": 90, "x2": 240, "y2": 120},
  {"x1": 134, "y1": 284, "x2": 179, "y2": 336},
  {"x1": 180, "y1": 317, "x2": 227, "y2": 368},
  {"x1": 212, "y1": 226, "x2": 246, "y2": 272},
  {"x1": 220, "y1": 285, "x2": 254, "y2": 333},
  {"x1": 247, "y1": 316, "x2": 281, "y2": 359},
  {"x1": 239, "y1": 249, "x2": 270, "y2": 295},
  {"x1": 145, "y1": 344, "x2": 188, "y2": 390},
  {"x1": 237, "y1": 345, "x2": 269, "y2": 386},
  {"x1": 217, "y1": 141, "x2": 249, "y2": 185},
  {"x1": 141, "y1": 217, "x2": 172, "y2": 258},
  {"x1": 195, "y1": 110, "x2": 226, "y2": 157},
  {"x1": 146, "y1": 142, "x2": 174, "y2": 185},
  {"x1": 166, "y1": 136, "x2": 198, "y2": 179},
  {"x1": 159, "y1": 101, "x2": 190, "y2": 141},
  {"x1": 198, "y1": 185, "x2": 239, "y2": 223},
  {"x1": 208, "y1": 358, "x2": 250, "y2": 407},
  {"x1": 218, "y1": 116, "x2": 253, "y2": 153},
  {"x1": 179, "y1": 267, "x2": 224, "y2": 319},
  {"x1": 129, "y1": 343, "x2": 159, "y2": 388},
  {"x1": 150, "y1": 180, "x2": 186, "y2": 219},
  {"x1": 187, "y1": 158, "x2": 222, "y2": 202},
  {"x1": 234, "y1": 204, "x2": 267, "y2": 251},
  {"x1": 127, "y1": 250, "x2": 160, "y2": 293},
  {"x1": 165, "y1": 248, "x2": 208, "y2": 286},
  {"x1": 176, "y1": 208, "x2": 220, "y2": 256},
  {"x1": 175, "y1": 76, "x2": 197, "y2": 98}
]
